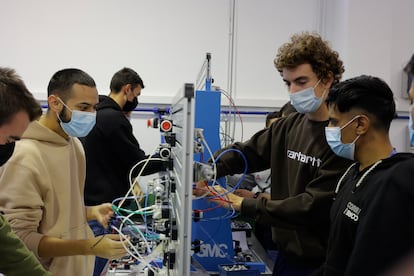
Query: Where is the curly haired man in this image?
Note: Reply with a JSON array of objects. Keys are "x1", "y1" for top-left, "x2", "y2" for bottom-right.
[{"x1": 197, "y1": 32, "x2": 352, "y2": 275}]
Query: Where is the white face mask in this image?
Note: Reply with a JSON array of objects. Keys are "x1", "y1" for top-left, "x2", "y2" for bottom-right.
[
  {"x1": 289, "y1": 79, "x2": 325, "y2": 113},
  {"x1": 57, "y1": 98, "x2": 96, "y2": 137}
]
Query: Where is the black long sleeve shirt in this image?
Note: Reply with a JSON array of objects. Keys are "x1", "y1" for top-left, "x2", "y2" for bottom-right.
[{"x1": 81, "y1": 95, "x2": 164, "y2": 205}]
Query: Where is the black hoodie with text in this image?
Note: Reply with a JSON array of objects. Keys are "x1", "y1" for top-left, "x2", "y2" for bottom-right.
[{"x1": 317, "y1": 152, "x2": 414, "y2": 275}]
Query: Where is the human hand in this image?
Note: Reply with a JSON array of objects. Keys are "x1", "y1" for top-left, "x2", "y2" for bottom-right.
[
  {"x1": 89, "y1": 234, "x2": 129, "y2": 260},
  {"x1": 233, "y1": 189, "x2": 255, "y2": 198},
  {"x1": 87, "y1": 203, "x2": 114, "y2": 229},
  {"x1": 204, "y1": 185, "x2": 244, "y2": 211},
  {"x1": 193, "y1": 180, "x2": 210, "y2": 197},
  {"x1": 132, "y1": 181, "x2": 143, "y2": 198}
]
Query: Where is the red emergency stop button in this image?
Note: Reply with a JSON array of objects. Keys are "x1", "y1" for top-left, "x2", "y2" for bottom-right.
[{"x1": 160, "y1": 119, "x2": 172, "y2": 132}]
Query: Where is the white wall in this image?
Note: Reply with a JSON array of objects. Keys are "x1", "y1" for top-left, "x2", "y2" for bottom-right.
[
  {"x1": 230, "y1": 0, "x2": 323, "y2": 107},
  {"x1": 0, "y1": 0, "x2": 321, "y2": 107},
  {"x1": 324, "y1": 0, "x2": 414, "y2": 112},
  {"x1": 0, "y1": 0, "x2": 230, "y2": 102},
  {"x1": 323, "y1": 0, "x2": 414, "y2": 152},
  {"x1": 1, "y1": 0, "x2": 413, "y2": 152}
]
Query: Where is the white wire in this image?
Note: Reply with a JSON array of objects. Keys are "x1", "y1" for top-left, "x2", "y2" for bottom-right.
[
  {"x1": 110, "y1": 224, "x2": 157, "y2": 274},
  {"x1": 194, "y1": 147, "x2": 248, "y2": 207},
  {"x1": 110, "y1": 145, "x2": 165, "y2": 273},
  {"x1": 192, "y1": 129, "x2": 217, "y2": 200},
  {"x1": 111, "y1": 224, "x2": 144, "y2": 259},
  {"x1": 219, "y1": 88, "x2": 241, "y2": 144},
  {"x1": 193, "y1": 133, "x2": 248, "y2": 201},
  {"x1": 117, "y1": 144, "x2": 163, "y2": 209},
  {"x1": 119, "y1": 209, "x2": 153, "y2": 252},
  {"x1": 114, "y1": 204, "x2": 156, "y2": 213},
  {"x1": 192, "y1": 167, "x2": 213, "y2": 200},
  {"x1": 127, "y1": 156, "x2": 163, "y2": 209},
  {"x1": 112, "y1": 208, "x2": 159, "y2": 274},
  {"x1": 199, "y1": 132, "x2": 218, "y2": 187}
]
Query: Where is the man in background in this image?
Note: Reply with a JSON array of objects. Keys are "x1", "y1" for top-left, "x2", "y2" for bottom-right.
[
  {"x1": 0, "y1": 67, "x2": 51, "y2": 275},
  {"x1": 82, "y1": 67, "x2": 164, "y2": 276}
]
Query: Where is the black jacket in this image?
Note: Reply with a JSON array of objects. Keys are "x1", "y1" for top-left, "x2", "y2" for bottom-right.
[
  {"x1": 316, "y1": 152, "x2": 414, "y2": 275},
  {"x1": 81, "y1": 95, "x2": 164, "y2": 206}
]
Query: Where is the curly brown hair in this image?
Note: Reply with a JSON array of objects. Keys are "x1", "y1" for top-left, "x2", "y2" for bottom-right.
[{"x1": 274, "y1": 32, "x2": 344, "y2": 84}]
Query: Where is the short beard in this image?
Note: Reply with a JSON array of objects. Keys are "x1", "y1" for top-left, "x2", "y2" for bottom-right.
[{"x1": 58, "y1": 106, "x2": 70, "y2": 123}]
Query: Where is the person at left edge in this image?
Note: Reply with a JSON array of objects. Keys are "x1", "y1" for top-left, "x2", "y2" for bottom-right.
[
  {"x1": 0, "y1": 68, "x2": 129, "y2": 276},
  {"x1": 0, "y1": 67, "x2": 51, "y2": 275},
  {"x1": 81, "y1": 67, "x2": 165, "y2": 276}
]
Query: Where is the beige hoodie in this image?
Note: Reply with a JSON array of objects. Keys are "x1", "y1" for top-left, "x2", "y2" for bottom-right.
[{"x1": 0, "y1": 121, "x2": 94, "y2": 275}]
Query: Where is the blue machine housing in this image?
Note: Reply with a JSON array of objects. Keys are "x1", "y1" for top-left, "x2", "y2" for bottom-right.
[{"x1": 192, "y1": 89, "x2": 235, "y2": 272}]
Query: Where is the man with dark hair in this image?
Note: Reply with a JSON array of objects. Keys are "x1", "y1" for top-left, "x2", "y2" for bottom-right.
[
  {"x1": 315, "y1": 75, "x2": 414, "y2": 275},
  {"x1": 81, "y1": 67, "x2": 164, "y2": 276},
  {"x1": 0, "y1": 67, "x2": 51, "y2": 275},
  {"x1": 0, "y1": 68, "x2": 128, "y2": 276},
  {"x1": 265, "y1": 102, "x2": 297, "y2": 129},
  {"x1": 195, "y1": 32, "x2": 352, "y2": 275}
]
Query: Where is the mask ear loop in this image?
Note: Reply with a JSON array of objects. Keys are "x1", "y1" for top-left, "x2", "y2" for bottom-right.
[
  {"x1": 319, "y1": 88, "x2": 327, "y2": 99},
  {"x1": 56, "y1": 97, "x2": 74, "y2": 113},
  {"x1": 313, "y1": 79, "x2": 321, "y2": 89},
  {"x1": 314, "y1": 79, "x2": 327, "y2": 100},
  {"x1": 341, "y1": 115, "x2": 362, "y2": 145},
  {"x1": 351, "y1": 134, "x2": 360, "y2": 144},
  {"x1": 55, "y1": 97, "x2": 72, "y2": 123},
  {"x1": 340, "y1": 115, "x2": 362, "y2": 130}
]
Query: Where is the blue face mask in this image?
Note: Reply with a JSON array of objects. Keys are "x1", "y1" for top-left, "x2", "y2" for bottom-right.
[
  {"x1": 289, "y1": 79, "x2": 325, "y2": 113},
  {"x1": 57, "y1": 98, "x2": 96, "y2": 137},
  {"x1": 325, "y1": 115, "x2": 361, "y2": 160},
  {"x1": 409, "y1": 113, "x2": 414, "y2": 147}
]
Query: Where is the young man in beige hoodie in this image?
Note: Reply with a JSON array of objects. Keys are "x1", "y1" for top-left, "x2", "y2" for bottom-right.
[{"x1": 0, "y1": 68, "x2": 128, "y2": 276}]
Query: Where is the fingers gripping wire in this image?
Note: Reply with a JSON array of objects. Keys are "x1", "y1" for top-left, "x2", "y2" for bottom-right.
[
  {"x1": 110, "y1": 205, "x2": 162, "y2": 274},
  {"x1": 194, "y1": 147, "x2": 249, "y2": 201}
]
